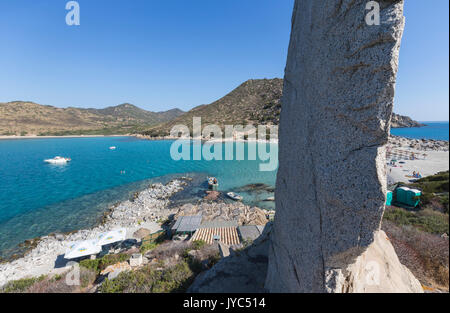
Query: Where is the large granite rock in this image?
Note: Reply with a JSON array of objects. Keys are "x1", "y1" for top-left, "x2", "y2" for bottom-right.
[
  {"x1": 188, "y1": 227, "x2": 422, "y2": 293},
  {"x1": 325, "y1": 230, "x2": 423, "y2": 293},
  {"x1": 265, "y1": 0, "x2": 421, "y2": 292}
]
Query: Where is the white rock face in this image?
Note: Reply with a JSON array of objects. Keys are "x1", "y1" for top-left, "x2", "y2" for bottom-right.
[
  {"x1": 266, "y1": 0, "x2": 421, "y2": 292},
  {"x1": 325, "y1": 230, "x2": 423, "y2": 293}
]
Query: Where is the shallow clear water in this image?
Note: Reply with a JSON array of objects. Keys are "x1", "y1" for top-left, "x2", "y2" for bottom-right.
[
  {"x1": 390, "y1": 122, "x2": 449, "y2": 141},
  {"x1": 1, "y1": 121, "x2": 447, "y2": 258},
  {"x1": 0, "y1": 137, "x2": 278, "y2": 258}
]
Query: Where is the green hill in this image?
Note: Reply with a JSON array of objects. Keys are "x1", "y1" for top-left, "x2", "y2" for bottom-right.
[
  {"x1": 141, "y1": 78, "x2": 420, "y2": 138},
  {"x1": 0, "y1": 102, "x2": 184, "y2": 136},
  {"x1": 142, "y1": 78, "x2": 283, "y2": 137}
]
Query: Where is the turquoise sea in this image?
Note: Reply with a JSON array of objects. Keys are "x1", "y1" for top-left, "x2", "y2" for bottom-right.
[
  {"x1": 0, "y1": 122, "x2": 447, "y2": 259},
  {"x1": 0, "y1": 137, "x2": 278, "y2": 258},
  {"x1": 391, "y1": 122, "x2": 449, "y2": 141}
]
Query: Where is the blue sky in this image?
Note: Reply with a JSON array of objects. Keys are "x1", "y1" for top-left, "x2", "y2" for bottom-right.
[{"x1": 0, "y1": 0, "x2": 448, "y2": 121}]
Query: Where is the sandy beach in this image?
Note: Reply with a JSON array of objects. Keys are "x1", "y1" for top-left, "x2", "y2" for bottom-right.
[
  {"x1": 387, "y1": 136, "x2": 449, "y2": 184},
  {"x1": 387, "y1": 149, "x2": 449, "y2": 184}
]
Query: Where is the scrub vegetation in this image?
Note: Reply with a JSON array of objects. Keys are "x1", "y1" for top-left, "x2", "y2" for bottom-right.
[
  {"x1": 383, "y1": 171, "x2": 449, "y2": 291},
  {"x1": 0, "y1": 239, "x2": 221, "y2": 293}
]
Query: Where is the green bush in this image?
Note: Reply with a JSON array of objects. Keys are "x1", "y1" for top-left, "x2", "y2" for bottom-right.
[
  {"x1": 79, "y1": 259, "x2": 100, "y2": 272},
  {"x1": 152, "y1": 262, "x2": 194, "y2": 293},
  {"x1": 79, "y1": 254, "x2": 130, "y2": 274},
  {"x1": 52, "y1": 274, "x2": 63, "y2": 281},
  {"x1": 80, "y1": 267, "x2": 97, "y2": 288},
  {"x1": 398, "y1": 171, "x2": 449, "y2": 212},
  {"x1": 191, "y1": 240, "x2": 207, "y2": 250},
  {"x1": 140, "y1": 242, "x2": 159, "y2": 254},
  {"x1": 411, "y1": 171, "x2": 449, "y2": 195},
  {"x1": 139, "y1": 231, "x2": 166, "y2": 253},
  {"x1": 417, "y1": 171, "x2": 449, "y2": 183},
  {"x1": 384, "y1": 207, "x2": 449, "y2": 235}
]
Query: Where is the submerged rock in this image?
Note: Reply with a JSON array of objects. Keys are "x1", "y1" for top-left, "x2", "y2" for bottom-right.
[
  {"x1": 236, "y1": 183, "x2": 274, "y2": 193},
  {"x1": 204, "y1": 191, "x2": 221, "y2": 201}
]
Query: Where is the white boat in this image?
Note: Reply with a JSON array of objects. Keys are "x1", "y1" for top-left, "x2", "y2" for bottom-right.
[
  {"x1": 44, "y1": 156, "x2": 71, "y2": 164},
  {"x1": 226, "y1": 192, "x2": 243, "y2": 201},
  {"x1": 109, "y1": 146, "x2": 117, "y2": 150}
]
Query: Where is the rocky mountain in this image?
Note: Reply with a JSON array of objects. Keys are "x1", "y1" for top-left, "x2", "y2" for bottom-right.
[
  {"x1": 0, "y1": 101, "x2": 184, "y2": 136},
  {"x1": 143, "y1": 78, "x2": 283, "y2": 137},
  {"x1": 391, "y1": 113, "x2": 425, "y2": 128},
  {"x1": 142, "y1": 78, "x2": 422, "y2": 137},
  {"x1": 1, "y1": 81, "x2": 421, "y2": 137}
]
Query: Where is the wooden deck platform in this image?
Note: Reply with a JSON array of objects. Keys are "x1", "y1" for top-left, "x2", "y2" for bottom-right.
[{"x1": 191, "y1": 227, "x2": 240, "y2": 245}]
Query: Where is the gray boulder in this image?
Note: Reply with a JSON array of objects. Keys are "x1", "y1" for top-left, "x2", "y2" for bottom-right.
[{"x1": 265, "y1": 0, "x2": 421, "y2": 292}]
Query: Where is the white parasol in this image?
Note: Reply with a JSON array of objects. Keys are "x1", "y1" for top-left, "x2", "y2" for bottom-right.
[
  {"x1": 96, "y1": 228, "x2": 127, "y2": 246},
  {"x1": 64, "y1": 239, "x2": 102, "y2": 259}
]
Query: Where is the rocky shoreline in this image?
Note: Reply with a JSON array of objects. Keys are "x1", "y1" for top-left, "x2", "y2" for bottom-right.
[
  {"x1": 390, "y1": 113, "x2": 425, "y2": 128},
  {"x1": 0, "y1": 135, "x2": 446, "y2": 288},
  {"x1": 0, "y1": 176, "x2": 273, "y2": 288}
]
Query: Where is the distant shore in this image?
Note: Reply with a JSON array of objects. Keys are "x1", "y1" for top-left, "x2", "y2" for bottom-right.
[
  {"x1": 2, "y1": 133, "x2": 448, "y2": 145},
  {"x1": 134, "y1": 134, "x2": 279, "y2": 143},
  {"x1": 0, "y1": 134, "x2": 448, "y2": 287}
]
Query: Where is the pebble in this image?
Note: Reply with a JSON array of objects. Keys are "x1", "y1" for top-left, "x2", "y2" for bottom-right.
[{"x1": 389, "y1": 136, "x2": 449, "y2": 152}]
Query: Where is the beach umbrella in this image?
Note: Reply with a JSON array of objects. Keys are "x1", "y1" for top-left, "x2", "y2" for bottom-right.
[
  {"x1": 64, "y1": 239, "x2": 102, "y2": 260},
  {"x1": 96, "y1": 228, "x2": 127, "y2": 246}
]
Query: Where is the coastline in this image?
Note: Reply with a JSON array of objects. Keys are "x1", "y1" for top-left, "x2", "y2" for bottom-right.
[
  {"x1": 0, "y1": 178, "x2": 189, "y2": 287},
  {"x1": 0, "y1": 174, "x2": 274, "y2": 288},
  {"x1": 0, "y1": 134, "x2": 448, "y2": 288},
  {"x1": 134, "y1": 134, "x2": 279, "y2": 143},
  {"x1": 2, "y1": 132, "x2": 447, "y2": 146}
]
